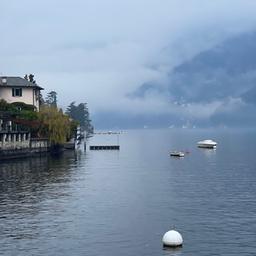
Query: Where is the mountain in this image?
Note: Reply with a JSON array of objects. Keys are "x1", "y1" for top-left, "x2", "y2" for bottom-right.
[
  {"x1": 168, "y1": 32, "x2": 256, "y2": 103},
  {"x1": 126, "y1": 82, "x2": 165, "y2": 99},
  {"x1": 94, "y1": 32, "x2": 256, "y2": 129},
  {"x1": 92, "y1": 111, "x2": 179, "y2": 129}
]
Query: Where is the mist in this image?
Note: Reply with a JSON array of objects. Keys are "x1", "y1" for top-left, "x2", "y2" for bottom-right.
[{"x1": 1, "y1": 0, "x2": 256, "y2": 128}]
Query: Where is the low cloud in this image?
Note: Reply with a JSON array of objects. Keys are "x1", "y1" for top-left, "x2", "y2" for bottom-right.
[{"x1": 1, "y1": 0, "x2": 256, "y2": 125}]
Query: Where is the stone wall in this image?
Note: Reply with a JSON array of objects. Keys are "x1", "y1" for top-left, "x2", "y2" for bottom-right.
[
  {"x1": 0, "y1": 132, "x2": 30, "y2": 150},
  {"x1": 30, "y1": 138, "x2": 49, "y2": 153},
  {"x1": 0, "y1": 132, "x2": 50, "y2": 159}
]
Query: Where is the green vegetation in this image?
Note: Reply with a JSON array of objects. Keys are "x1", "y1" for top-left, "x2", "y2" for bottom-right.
[
  {"x1": 66, "y1": 102, "x2": 94, "y2": 134},
  {"x1": 0, "y1": 100, "x2": 79, "y2": 145},
  {"x1": 0, "y1": 86, "x2": 94, "y2": 145},
  {"x1": 0, "y1": 100, "x2": 37, "y2": 119},
  {"x1": 45, "y1": 91, "x2": 57, "y2": 108},
  {"x1": 38, "y1": 105, "x2": 73, "y2": 144},
  {"x1": 24, "y1": 73, "x2": 37, "y2": 84}
]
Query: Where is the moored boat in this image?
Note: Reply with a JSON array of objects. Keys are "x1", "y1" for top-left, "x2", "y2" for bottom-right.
[
  {"x1": 170, "y1": 151, "x2": 185, "y2": 157},
  {"x1": 197, "y1": 139, "x2": 217, "y2": 148}
]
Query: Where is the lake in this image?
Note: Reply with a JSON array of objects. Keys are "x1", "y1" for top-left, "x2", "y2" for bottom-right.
[{"x1": 0, "y1": 129, "x2": 256, "y2": 256}]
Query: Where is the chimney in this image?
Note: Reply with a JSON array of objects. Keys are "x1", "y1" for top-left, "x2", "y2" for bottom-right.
[{"x1": 1, "y1": 77, "x2": 7, "y2": 84}]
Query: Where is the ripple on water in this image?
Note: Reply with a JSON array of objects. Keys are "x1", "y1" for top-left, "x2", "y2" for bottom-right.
[{"x1": 0, "y1": 130, "x2": 256, "y2": 256}]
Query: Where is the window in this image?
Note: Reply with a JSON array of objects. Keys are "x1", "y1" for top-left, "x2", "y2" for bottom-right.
[{"x1": 12, "y1": 88, "x2": 22, "y2": 97}]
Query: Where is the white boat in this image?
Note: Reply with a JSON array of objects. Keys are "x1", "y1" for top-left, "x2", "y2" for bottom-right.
[
  {"x1": 197, "y1": 139, "x2": 217, "y2": 148},
  {"x1": 170, "y1": 151, "x2": 185, "y2": 157}
]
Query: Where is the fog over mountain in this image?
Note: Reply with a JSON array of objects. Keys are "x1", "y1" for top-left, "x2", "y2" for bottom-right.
[
  {"x1": 97, "y1": 32, "x2": 256, "y2": 128},
  {"x1": 170, "y1": 32, "x2": 256, "y2": 102},
  {"x1": 1, "y1": 1, "x2": 256, "y2": 129}
]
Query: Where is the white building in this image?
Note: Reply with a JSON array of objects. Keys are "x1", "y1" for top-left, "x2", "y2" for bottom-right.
[{"x1": 0, "y1": 76, "x2": 43, "y2": 110}]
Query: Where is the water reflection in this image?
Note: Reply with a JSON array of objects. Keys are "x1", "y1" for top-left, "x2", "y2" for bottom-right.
[
  {"x1": 163, "y1": 246, "x2": 183, "y2": 256},
  {"x1": 199, "y1": 147, "x2": 217, "y2": 157},
  {"x1": 0, "y1": 151, "x2": 88, "y2": 247},
  {"x1": 0, "y1": 129, "x2": 255, "y2": 256},
  {"x1": 0, "y1": 152, "x2": 76, "y2": 186},
  {"x1": 0, "y1": 151, "x2": 84, "y2": 216}
]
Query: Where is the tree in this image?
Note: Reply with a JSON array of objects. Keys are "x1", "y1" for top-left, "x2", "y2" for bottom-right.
[
  {"x1": 38, "y1": 105, "x2": 72, "y2": 145},
  {"x1": 28, "y1": 74, "x2": 36, "y2": 83},
  {"x1": 65, "y1": 101, "x2": 76, "y2": 117},
  {"x1": 45, "y1": 91, "x2": 57, "y2": 108},
  {"x1": 39, "y1": 92, "x2": 45, "y2": 107},
  {"x1": 66, "y1": 102, "x2": 93, "y2": 134},
  {"x1": 0, "y1": 92, "x2": 74, "y2": 145}
]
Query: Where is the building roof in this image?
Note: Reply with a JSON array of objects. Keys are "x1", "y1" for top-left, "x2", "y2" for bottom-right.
[{"x1": 0, "y1": 76, "x2": 44, "y2": 90}]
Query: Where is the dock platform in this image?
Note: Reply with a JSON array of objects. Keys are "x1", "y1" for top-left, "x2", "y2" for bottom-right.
[{"x1": 89, "y1": 145, "x2": 120, "y2": 150}]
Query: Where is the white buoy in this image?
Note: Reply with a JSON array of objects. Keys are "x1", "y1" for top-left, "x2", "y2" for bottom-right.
[{"x1": 162, "y1": 230, "x2": 183, "y2": 247}]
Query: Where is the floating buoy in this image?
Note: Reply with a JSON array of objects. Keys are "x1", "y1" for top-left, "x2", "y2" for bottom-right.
[{"x1": 162, "y1": 230, "x2": 183, "y2": 247}]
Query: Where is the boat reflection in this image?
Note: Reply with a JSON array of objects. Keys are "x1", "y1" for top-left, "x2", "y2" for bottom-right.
[
  {"x1": 200, "y1": 147, "x2": 217, "y2": 157},
  {"x1": 163, "y1": 246, "x2": 183, "y2": 256}
]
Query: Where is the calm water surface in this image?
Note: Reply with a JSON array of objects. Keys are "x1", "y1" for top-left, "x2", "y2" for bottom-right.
[{"x1": 0, "y1": 129, "x2": 256, "y2": 256}]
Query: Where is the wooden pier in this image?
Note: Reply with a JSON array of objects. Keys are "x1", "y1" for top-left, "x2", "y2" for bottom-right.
[{"x1": 89, "y1": 145, "x2": 120, "y2": 150}]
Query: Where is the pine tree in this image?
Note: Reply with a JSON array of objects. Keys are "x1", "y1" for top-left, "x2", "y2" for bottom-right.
[
  {"x1": 66, "y1": 102, "x2": 93, "y2": 134},
  {"x1": 45, "y1": 91, "x2": 57, "y2": 108}
]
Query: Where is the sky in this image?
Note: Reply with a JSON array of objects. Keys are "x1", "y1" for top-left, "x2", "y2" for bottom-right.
[{"x1": 1, "y1": 0, "x2": 256, "y2": 126}]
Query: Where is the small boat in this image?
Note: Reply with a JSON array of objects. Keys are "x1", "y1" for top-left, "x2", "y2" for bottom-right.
[
  {"x1": 197, "y1": 139, "x2": 217, "y2": 148},
  {"x1": 170, "y1": 151, "x2": 185, "y2": 157}
]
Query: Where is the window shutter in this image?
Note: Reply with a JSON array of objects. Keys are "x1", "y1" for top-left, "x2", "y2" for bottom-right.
[{"x1": 12, "y1": 88, "x2": 15, "y2": 97}]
